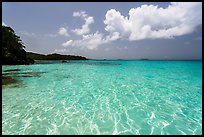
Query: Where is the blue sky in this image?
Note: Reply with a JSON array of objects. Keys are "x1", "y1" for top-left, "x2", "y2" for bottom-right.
[{"x1": 2, "y1": 2, "x2": 202, "y2": 59}]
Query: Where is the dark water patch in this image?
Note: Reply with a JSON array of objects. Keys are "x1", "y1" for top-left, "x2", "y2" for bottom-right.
[
  {"x1": 2, "y1": 71, "x2": 46, "y2": 88},
  {"x1": 35, "y1": 60, "x2": 61, "y2": 64},
  {"x1": 1, "y1": 73, "x2": 12, "y2": 76},
  {"x1": 18, "y1": 75, "x2": 35, "y2": 78},
  {"x1": 3, "y1": 69, "x2": 22, "y2": 72},
  {"x1": 2, "y1": 75, "x2": 19, "y2": 86},
  {"x1": 54, "y1": 74, "x2": 72, "y2": 79},
  {"x1": 69, "y1": 62, "x2": 121, "y2": 66},
  {"x1": 144, "y1": 75, "x2": 155, "y2": 79},
  {"x1": 34, "y1": 60, "x2": 122, "y2": 66},
  {"x1": 20, "y1": 72, "x2": 46, "y2": 77},
  {"x1": 87, "y1": 62, "x2": 121, "y2": 66},
  {"x1": 3, "y1": 72, "x2": 46, "y2": 76},
  {"x1": 2, "y1": 72, "x2": 47, "y2": 80}
]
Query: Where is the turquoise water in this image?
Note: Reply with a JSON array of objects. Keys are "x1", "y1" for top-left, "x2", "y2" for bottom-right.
[{"x1": 2, "y1": 60, "x2": 202, "y2": 135}]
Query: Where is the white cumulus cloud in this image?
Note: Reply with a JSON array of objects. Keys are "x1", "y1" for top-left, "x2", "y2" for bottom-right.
[
  {"x1": 58, "y1": 27, "x2": 69, "y2": 37},
  {"x1": 72, "y1": 11, "x2": 94, "y2": 35},
  {"x1": 54, "y1": 49, "x2": 67, "y2": 53},
  {"x1": 61, "y1": 2, "x2": 202, "y2": 51},
  {"x1": 63, "y1": 31, "x2": 107, "y2": 50},
  {"x1": 73, "y1": 11, "x2": 87, "y2": 17},
  {"x1": 106, "y1": 32, "x2": 120, "y2": 41},
  {"x1": 62, "y1": 40, "x2": 73, "y2": 47},
  {"x1": 104, "y1": 2, "x2": 202, "y2": 41}
]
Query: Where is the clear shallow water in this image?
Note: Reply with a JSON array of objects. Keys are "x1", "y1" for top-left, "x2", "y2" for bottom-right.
[{"x1": 2, "y1": 60, "x2": 202, "y2": 135}]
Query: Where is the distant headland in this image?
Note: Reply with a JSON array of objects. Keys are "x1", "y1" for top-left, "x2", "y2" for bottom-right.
[
  {"x1": 2, "y1": 25, "x2": 88, "y2": 65},
  {"x1": 26, "y1": 52, "x2": 88, "y2": 61}
]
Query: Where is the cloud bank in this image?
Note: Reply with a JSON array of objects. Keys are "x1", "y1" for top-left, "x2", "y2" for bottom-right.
[
  {"x1": 60, "y1": 2, "x2": 202, "y2": 51},
  {"x1": 62, "y1": 31, "x2": 107, "y2": 50},
  {"x1": 104, "y1": 2, "x2": 202, "y2": 41},
  {"x1": 72, "y1": 11, "x2": 94, "y2": 35},
  {"x1": 62, "y1": 40, "x2": 73, "y2": 47},
  {"x1": 58, "y1": 27, "x2": 69, "y2": 37}
]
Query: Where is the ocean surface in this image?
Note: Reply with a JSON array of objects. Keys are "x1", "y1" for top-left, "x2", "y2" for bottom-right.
[{"x1": 2, "y1": 60, "x2": 202, "y2": 135}]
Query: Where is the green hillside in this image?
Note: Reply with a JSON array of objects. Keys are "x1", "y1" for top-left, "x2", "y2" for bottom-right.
[{"x1": 26, "y1": 52, "x2": 88, "y2": 60}]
